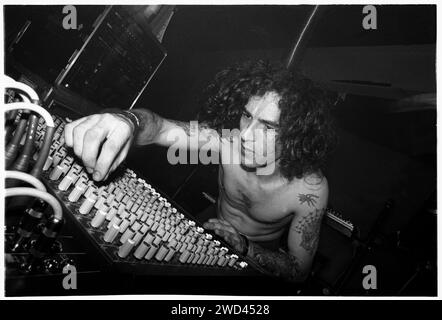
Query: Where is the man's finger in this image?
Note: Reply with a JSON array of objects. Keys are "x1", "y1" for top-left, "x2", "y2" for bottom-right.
[
  {"x1": 204, "y1": 222, "x2": 234, "y2": 235},
  {"x1": 93, "y1": 130, "x2": 130, "y2": 181},
  {"x1": 207, "y1": 218, "x2": 224, "y2": 224},
  {"x1": 207, "y1": 218, "x2": 236, "y2": 233},
  {"x1": 64, "y1": 117, "x2": 87, "y2": 148},
  {"x1": 81, "y1": 124, "x2": 108, "y2": 173},
  {"x1": 214, "y1": 229, "x2": 228, "y2": 238},
  {"x1": 104, "y1": 140, "x2": 132, "y2": 181},
  {"x1": 216, "y1": 219, "x2": 237, "y2": 233},
  {"x1": 213, "y1": 230, "x2": 239, "y2": 249},
  {"x1": 72, "y1": 116, "x2": 101, "y2": 158},
  {"x1": 203, "y1": 220, "x2": 224, "y2": 230}
]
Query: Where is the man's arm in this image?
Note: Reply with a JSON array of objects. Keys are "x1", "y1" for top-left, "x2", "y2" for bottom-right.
[
  {"x1": 130, "y1": 109, "x2": 220, "y2": 150},
  {"x1": 247, "y1": 179, "x2": 328, "y2": 282},
  {"x1": 204, "y1": 180, "x2": 327, "y2": 282},
  {"x1": 203, "y1": 208, "x2": 324, "y2": 283},
  {"x1": 247, "y1": 207, "x2": 325, "y2": 282},
  {"x1": 64, "y1": 108, "x2": 220, "y2": 181}
]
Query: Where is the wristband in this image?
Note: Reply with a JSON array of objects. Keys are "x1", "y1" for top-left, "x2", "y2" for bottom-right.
[
  {"x1": 101, "y1": 108, "x2": 140, "y2": 138},
  {"x1": 121, "y1": 110, "x2": 140, "y2": 129}
]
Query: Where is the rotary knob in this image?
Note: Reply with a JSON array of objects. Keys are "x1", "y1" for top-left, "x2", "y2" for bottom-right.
[
  {"x1": 154, "y1": 245, "x2": 169, "y2": 262},
  {"x1": 49, "y1": 163, "x2": 68, "y2": 181},
  {"x1": 164, "y1": 247, "x2": 176, "y2": 262},
  {"x1": 118, "y1": 239, "x2": 135, "y2": 258},
  {"x1": 58, "y1": 170, "x2": 79, "y2": 191},
  {"x1": 79, "y1": 193, "x2": 98, "y2": 215},
  {"x1": 91, "y1": 209, "x2": 108, "y2": 228},
  {"x1": 133, "y1": 241, "x2": 150, "y2": 259},
  {"x1": 42, "y1": 155, "x2": 53, "y2": 171},
  {"x1": 120, "y1": 227, "x2": 135, "y2": 244},
  {"x1": 144, "y1": 244, "x2": 158, "y2": 260},
  {"x1": 68, "y1": 182, "x2": 87, "y2": 203},
  {"x1": 103, "y1": 224, "x2": 120, "y2": 243}
]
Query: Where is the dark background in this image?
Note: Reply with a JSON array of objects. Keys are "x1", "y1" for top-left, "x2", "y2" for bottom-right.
[
  {"x1": 123, "y1": 5, "x2": 436, "y2": 217},
  {"x1": 4, "y1": 5, "x2": 437, "y2": 295}
]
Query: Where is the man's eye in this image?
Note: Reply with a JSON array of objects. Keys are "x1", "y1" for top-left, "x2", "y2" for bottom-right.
[
  {"x1": 265, "y1": 125, "x2": 278, "y2": 135},
  {"x1": 243, "y1": 112, "x2": 251, "y2": 119}
]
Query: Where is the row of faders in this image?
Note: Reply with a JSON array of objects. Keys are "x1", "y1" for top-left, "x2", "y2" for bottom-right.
[{"x1": 36, "y1": 115, "x2": 250, "y2": 272}]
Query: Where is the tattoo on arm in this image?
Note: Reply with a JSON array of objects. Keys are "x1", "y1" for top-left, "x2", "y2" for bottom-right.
[
  {"x1": 303, "y1": 173, "x2": 324, "y2": 191},
  {"x1": 245, "y1": 209, "x2": 324, "y2": 281},
  {"x1": 298, "y1": 193, "x2": 319, "y2": 207},
  {"x1": 168, "y1": 119, "x2": 192, "y2": 136},
  {"x1": 303, "y1": 173, "x2": 323, "y2": 186},
  {"x1": 131, "y1": 109, "x2": 217, "y2": 146},
  {"x1": 131, "y1": 109, "x2": 164, "y2": 145},
  {"x1": 293, "y1": 208, "x2": 324, "y2": 255},
  {"x1": 248, "y1": 243, "x2": 307, "y2": 282},
  {"x1": 168, "y1": 119, "x2": 220, "y2": 146},
  {"x1": 244, "y1": 210, "x2": 324, "y2": 282}
]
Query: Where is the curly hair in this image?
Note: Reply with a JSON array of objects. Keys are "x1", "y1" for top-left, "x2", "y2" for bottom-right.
[{"x1": 198, "y1": 60, "x2": 337, "y2": 181}]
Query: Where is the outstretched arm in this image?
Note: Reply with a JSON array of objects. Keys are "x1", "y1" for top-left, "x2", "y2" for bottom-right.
[
  {"x1": 130, "y1": 108, "x2": 220, "y2": 150},
  {"x1": 64, "y1": 108, "x2": 220, "y2": 181}
]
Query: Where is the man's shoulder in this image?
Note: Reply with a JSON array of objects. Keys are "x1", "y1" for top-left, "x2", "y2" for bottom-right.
[
  {"x1": 301, "y1": 172, "x2": 328, "y2": 193},
  {"x1": 288, "y1": 172, "x2": 329, "y2": 214}
]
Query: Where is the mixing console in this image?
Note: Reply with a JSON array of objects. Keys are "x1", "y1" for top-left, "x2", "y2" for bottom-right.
[
  {"x1": 4, "y1": 80, "x2": 356, "y2": 295},
  {"x1": 34, "y1": 115, "x2": 260, "y2": 277}
]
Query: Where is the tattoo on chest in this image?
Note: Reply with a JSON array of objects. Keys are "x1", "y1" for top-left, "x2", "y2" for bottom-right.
[
  {"x1": 298, "y1": 193, "x2": 319, "y2": 208},
  {"x1": 293, "y1": 209, "x2": 324, "y2": 255}
]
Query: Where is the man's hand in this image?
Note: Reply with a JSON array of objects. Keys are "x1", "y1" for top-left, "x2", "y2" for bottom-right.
[
  {"x1": 203, "y1": 218, "x2": 308, "y2": 282},
  {"x1": 64, "y1": 107, "x2": 222, "y2": 181},
  {"x1": 64, "y1": 113, "x2": 135, "y2": 181},
  {"x1": 203, "y1": 218, "x2": 248, "y2": 254}
]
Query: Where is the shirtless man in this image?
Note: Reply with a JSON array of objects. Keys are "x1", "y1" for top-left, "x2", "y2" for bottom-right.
[{"x1": 64, "y1": 60, "x2": 336, "y2": 282}]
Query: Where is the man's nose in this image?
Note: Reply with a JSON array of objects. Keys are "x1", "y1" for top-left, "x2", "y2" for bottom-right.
[{"x1": 240, "y1": 120, "x2": 258, "y2": 142}]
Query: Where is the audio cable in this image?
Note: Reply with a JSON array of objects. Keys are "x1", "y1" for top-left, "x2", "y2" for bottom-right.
[
  {"x1": 6, "y1": 188, "x2": 64, "y2": 259},
  {"x1": 5, "y1": 170, "x2": 47, "y2": 191},
  {"x1": 5, "y1": 188, "x2": 62, "y2": 220},
  {"x1": 3, "y1": 75, "x2": 40, "y2": 103},
  {"x1": 11, "y1": 114, "x2": 38, "y2": 172},
  {"x1": 3, "y1": 77, "x2": 55, "y2": 178},
  {"x1": 5, "y1": 112, "x2": 28, "y2": 168}
]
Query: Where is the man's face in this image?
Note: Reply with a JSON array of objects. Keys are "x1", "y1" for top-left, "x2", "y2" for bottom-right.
[{"x1": 239, "y1": 91, "x2": 281, "y2": 170}]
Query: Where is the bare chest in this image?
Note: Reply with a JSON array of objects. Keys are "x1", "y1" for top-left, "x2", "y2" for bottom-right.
[{"x1": 218, "y1": 162, "x2": 294, "y2": 224}]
